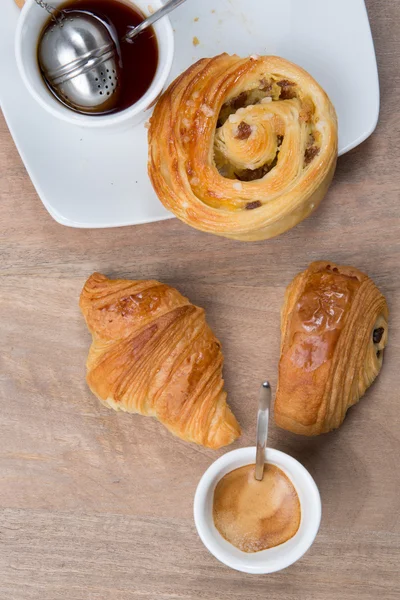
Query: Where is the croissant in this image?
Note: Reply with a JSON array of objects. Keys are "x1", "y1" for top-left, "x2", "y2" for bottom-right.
[
  {"x1": 148, "y1": 53, "x2": 338, "y2": 241},
  {"x1": 275, "y1": 262, "x2": 388, "y2": 435},
  {"x1": 79, "y1": 273, "x2": 241, "y2": 449}
]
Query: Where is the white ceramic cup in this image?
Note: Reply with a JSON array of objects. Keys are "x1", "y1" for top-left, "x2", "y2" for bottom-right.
[
  {"x1": 194, "y1": 447, "x2": 321, "y2": 574},
  {"x1": 15, "y1": 0, "x2": 174, "y2": 128}
]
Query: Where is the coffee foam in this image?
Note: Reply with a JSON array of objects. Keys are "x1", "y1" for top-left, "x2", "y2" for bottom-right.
[{"x1": 213, "y1": 463, "x2": 301, "y2": 552}]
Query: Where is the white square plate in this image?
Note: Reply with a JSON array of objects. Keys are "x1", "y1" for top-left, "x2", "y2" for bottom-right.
[{"x1": 0, "y1": 0, "x2": 379, "y2": 228}]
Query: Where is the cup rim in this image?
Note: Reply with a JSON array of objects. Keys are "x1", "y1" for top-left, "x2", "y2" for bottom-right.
[
  {"x1": 15, "y1": 0, "x2": 174, "y2": 127},
  {"x1": 193, "y1": 446, "x2": 321, "y2": 574}
]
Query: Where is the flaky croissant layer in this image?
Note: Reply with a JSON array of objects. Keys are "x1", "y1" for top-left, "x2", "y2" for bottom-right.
[
  {"x1": 149, "y1": 54, "x2": 338, "y2": 241},
  {"x1": 275, "y1": 262, "x2": 388, "y2": 436},
  {"x1": 80, "y1": 273, "x2": 241, "y2": 449}
]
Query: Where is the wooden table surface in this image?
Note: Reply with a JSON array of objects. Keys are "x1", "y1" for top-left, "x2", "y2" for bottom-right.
[{"x1": 1, "y1": 2, "x2": 400, "y2": 598}]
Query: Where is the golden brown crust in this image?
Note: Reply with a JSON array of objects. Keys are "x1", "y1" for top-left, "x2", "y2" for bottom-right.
[
  {"x1": 275, "y1": 261, "x2": 388, "y2": 435},
  {"x1": 80, "y1": 273, "x2": 241, "y2": 449},
  {"x1": 148, "y1": 54, "x2": 338, "y2": 241}
]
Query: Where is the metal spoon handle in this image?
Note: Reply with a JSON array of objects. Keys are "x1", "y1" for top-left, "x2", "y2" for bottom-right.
[
  {"x1": 255, "y1": 381, "x2": 271, "y2": 481},
  {"x1": 124, "y1": 0, "x2": 187, "y2": 42}
]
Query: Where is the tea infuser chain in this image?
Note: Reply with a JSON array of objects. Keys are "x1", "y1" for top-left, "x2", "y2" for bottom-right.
[{"x1": 34, "y1": 0, "x2": 64, "y2": 24}]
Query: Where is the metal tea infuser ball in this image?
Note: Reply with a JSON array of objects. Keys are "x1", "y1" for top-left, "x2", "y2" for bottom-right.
[{"x1": 35, "y1": 0, "x2": 187, "y2": 114}]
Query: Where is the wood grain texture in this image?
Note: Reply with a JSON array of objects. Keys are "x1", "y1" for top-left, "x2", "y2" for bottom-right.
[{"x1": 0, "y1": 0, "x2": 400, "y2": 597}]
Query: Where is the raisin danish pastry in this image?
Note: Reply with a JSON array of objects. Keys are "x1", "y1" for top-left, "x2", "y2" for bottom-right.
[
  {"x1": 149, "y1": 54, "x2": 338, "y2": 241},
  {"x1": 80, "y1": 273, "x2": 241, "y2": 449},
  {"x1": 275, "y1": 262, "x2": 388, "y2": 435}
]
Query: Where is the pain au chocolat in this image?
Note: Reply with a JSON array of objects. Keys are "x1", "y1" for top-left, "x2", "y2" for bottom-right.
[
  {"x1": 148, "y1": 54, "x2": 338, "y2": 241},
  {"x1": 275, "y1": 262, "x2": 388, "y2": 435},
  {"x1": 80, "y1": 273, "x2": 240, "y2": 449}
]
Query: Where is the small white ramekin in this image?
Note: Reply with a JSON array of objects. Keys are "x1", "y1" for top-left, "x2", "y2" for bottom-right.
[
  {"x1": 194, "y1": 447, "x2": 321, "y2": 574},
  {"x1": 15, "y1": 0, "x2": 174, "y2": 128}
]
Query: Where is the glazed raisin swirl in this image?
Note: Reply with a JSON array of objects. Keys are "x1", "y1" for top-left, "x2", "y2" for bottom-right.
[{"x1": 148, "y1": 54, "x2": 338, "y2": 241}]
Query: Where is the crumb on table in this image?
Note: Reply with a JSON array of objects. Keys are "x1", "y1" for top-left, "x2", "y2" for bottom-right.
[
  {"x1": 193, "y1": 36, "x2": 200, "y2": 46},
  {"x1": 194, "y1": 17, "x2": 199, "y2": 22}
]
